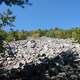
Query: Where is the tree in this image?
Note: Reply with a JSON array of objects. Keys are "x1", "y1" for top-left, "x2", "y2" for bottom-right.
[
  {"x1": 0, "y1": 0, "x2": 31, "y2": 28},
  {"x1": 72, "y1": 28, "x2": 80, "y2": 43},
  {"x1": 0, "y1": 0, "x2": 30, "y2": 53},
  {"x1": 45, "y1": 29, "x2": 55, "y2": 37},
  {"x1": 0, "y1": 9, "x2": 16, "y2": 29},
  {"x1": 0, "y1": 0, "x2": 30, "y2": 7}
]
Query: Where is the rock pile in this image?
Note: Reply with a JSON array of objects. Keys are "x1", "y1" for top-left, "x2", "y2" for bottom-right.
[
  {"x1": 0, "y1": 37, "x2": 80, "y2": 80},
  {"x1": 1, "y1": 37, "x2": 80, "y2": 69},
  {"x1": 0, "y1": 49, "x2": 80, "y2": 80}
]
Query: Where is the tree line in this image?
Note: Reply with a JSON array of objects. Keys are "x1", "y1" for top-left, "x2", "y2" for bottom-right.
[{"x1": 0, "y1": 27, "x2": 80, "y2": 43}]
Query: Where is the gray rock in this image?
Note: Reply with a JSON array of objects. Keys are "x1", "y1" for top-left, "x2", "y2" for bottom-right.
[{"x1": 1, "y1": 37, "x2": 80, "y2": 70}]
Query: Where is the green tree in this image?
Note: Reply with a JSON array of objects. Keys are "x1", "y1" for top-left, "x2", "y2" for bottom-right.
[
  {"x1": 0, "y1": 0, "x2": 30, "y2": 53},
  {"x1": 0, "y1": 0, "x2": 30, "y2": 29},
  {"x1": 0, "y1": 0, "x2": 30, "y2": 7},
  {"x1": 72, "y1": 28, "x2": 80, "y2": 43},
  {"x1": 45, "y1": 29, "x2": 55, "y2": 37}
]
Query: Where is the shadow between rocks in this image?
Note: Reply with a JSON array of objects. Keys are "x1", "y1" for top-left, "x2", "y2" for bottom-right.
[{"x1": 0, "y1": 50, "x2": 80, "y2": 80}]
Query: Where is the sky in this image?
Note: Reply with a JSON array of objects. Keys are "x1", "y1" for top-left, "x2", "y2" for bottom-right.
[{"x1": 0, "y1": 0, "x2": 80, "y2": 31}]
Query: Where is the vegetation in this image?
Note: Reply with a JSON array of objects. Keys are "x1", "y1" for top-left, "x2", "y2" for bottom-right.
[
  {"x1": 0, "y1": 27, "x2": 80, "y2": 43},
  {"x1": 0, "y1": 0, "x2": 30, "y2": 53}
]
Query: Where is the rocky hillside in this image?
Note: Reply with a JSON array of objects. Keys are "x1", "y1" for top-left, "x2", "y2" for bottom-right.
[
  {"x1": 0, "y1": 37, "x2": 80, "y2": 80},
  {"x1": 3, "y1": 37, "x2": 80, "y2": 69}
]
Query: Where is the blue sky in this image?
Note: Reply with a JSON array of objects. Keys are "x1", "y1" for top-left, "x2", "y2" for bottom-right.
[{"x1": 0, "y1": 0, "x2": 80, "y2": 31}]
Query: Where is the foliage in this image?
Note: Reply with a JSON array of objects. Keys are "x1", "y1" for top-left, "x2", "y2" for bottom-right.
[
  {"x1": 2, "y1": 27, "x2": 80, "y2": 44},
  {"x1": 0, "y1": 9, "x2": 16, "y2": 29},
  {"x1": 0, "y1": 0, "x2": 30, "y2": 29},
  {"x1": 71, "y1": 28, "x2": 80, "y2": 43},
  {"x1": 0, "y1": 0, "x2": 30, "y2": 53},
  {"x1": 0, "y1": 30, "x2": 7, "y2": 53},
  {"x1": 0, "y1": 0, "x2": 30, "y2": 7},
  {"x1": 45, "y1": 29, "x2": 55, "y2": 37}
]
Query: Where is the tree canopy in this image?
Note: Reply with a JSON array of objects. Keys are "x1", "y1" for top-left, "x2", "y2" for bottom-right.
[
  {"x1": 0, "y1": 0, "x2": 30, "y2": 7},
  {"x1": 0, "y1": 0, "x2": 30, "y2": 29}
]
